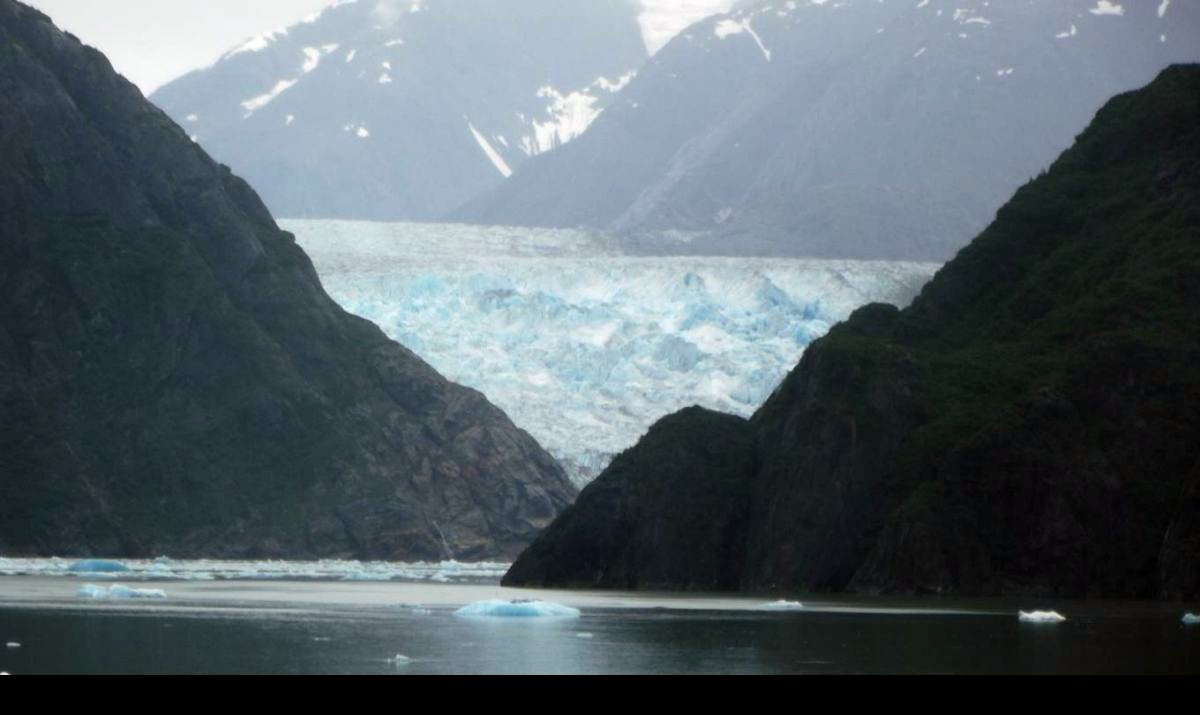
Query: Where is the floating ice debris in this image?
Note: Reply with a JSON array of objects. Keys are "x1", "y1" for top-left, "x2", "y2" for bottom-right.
[
  {"x1": 454, "y1": 599, "x2": 581, "y2": 619},
  {"x1": 77, "y1": 584, "x2": 108, "y2": 599},
  {"x1": 0, "y1": 557, "x2": 508, "y2": 583},
  {"x1": 5, "y1": 642, "x2": 19, "y2": 648},
  {"x1": 77, "y1": 584, "x2": 166, "y2": 600},
  {"x1": 575, "y1": 632, "x2": 594, "y2": 639},
  {"x1": 108, "y1": 585, "x2": 167, "y2": 599},
  {"x1": 1183, "y1": 613, "x2": 1200, "y2": 625},
  {"x1": 387, "y1": 654, "x2": 412, "y2": 666},
  {"x1": 342, "y1": 571, "x2": 393, "y2": 581},
  {"x1": 1019, "y1": 610, "x2": 1066, "y2": 623},
  {"x1": 755, "y1": 600, "x2": 804, "y2": 610},
  {"x1": 68, "y1": 559, "x2": 129, "y2": 573}
]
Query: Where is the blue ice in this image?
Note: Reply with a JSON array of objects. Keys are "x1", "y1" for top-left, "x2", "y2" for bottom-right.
[
  {"x1": 68, "y1": 559, "x2": 129, "y2": 573},
  {"x1": 454, "y1": 599, "x2": 581, "y2": 619}
]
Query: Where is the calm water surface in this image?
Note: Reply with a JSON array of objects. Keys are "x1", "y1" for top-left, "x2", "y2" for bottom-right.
[{"x1": 0, "y1": 576, "x2": 1197, "y2": 674}]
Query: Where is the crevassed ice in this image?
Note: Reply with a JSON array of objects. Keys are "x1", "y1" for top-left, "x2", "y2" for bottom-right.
[{"x1": 288, "y1": 221, "x2": 938, "y2": 485}]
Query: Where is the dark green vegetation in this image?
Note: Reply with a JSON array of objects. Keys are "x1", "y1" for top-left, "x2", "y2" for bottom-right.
[
  {"x1": 506, "y1": 66, "x2": 1200, "y2": 599},
  {"x1": 0, "y1": 1, "x2": 574, "y2": 560}
]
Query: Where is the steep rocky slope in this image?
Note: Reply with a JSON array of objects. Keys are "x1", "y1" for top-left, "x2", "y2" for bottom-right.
[
  {"x1": 0, "y1": 0, "x2": 574, "y2": 560},
  {"x1": 506, "y1": 65, "x2": 1200, "y2": 599}
]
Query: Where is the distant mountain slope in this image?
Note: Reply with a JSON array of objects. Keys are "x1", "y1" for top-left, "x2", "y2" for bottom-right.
[
  {"x1": 150, "y1": 0, "x2": 646, "y2": 220},
  {"x1": 0, "y1": 0, "x2": 574, "y2": 561},
  {"x1": 458, "y1": 0, "x2": 1200, "y2": 261},
  {"x1": 505, "y1": 65, "x2": 1200, "y2": 599}
]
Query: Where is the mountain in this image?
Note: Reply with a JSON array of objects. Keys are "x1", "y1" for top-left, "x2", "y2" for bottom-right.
[
  {"x1": 504, "y1": 65, "x2": 1200, "y2": 599},
  {"x1": 150, "y1": 0, "x2": 647, "y2": 221},
  {"x1": 458, "y1": 0, "x2": 1200, "y2": 261},
  {"x1": 0, "y1": 0, "x2": 575, "y2": 561}
]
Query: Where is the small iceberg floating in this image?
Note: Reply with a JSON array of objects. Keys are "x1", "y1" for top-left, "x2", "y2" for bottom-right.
[
  {"x1": 575, "y1": 632, "x2": 594, "y2": 639},
  {"x1": 68, "y1": 559, "x2": 129, "y2": 574},
  {"x1": 77, "y1": 583, "x2": 167, "y2": 600},
  {"x1": 454, "y1": 599, "x2": 581, "y2": 619},
  {"x1": 1183, "y1": 613, "x2": 1200, "y2": 625},
  {"x1": 387, "y1": 654, "x2": 411, "y2": 666},
  {"x1": 5, "y1": 642, "x2": 19, "y2": 648},
  {"x1": 1019, "y1": 610, "x2": 1066, "y2": 623},
  {"x1": 755, "y1": 600, "x2": 804, "y2": 611}
]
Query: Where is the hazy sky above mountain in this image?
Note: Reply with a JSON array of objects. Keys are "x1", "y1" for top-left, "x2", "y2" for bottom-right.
[{"x1": 24, "y1": 0, "x2": 731, "y2": 94}]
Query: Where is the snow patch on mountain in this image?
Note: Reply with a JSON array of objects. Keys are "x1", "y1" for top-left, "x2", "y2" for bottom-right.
[
  {"x1": 1090, "y1": 1, "x2": 1125, "y2": 16},
  {"x1": 713, "y1": 17, "x2": 772, "y2": 61},
  {"x1": 468, "y1": 119, "x2": 513, "y2": 177}
]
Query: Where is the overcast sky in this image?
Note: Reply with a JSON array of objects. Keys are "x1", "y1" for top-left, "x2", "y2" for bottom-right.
[{"x1": 24, "y1": 0, "x2": 732, "y2": 95}]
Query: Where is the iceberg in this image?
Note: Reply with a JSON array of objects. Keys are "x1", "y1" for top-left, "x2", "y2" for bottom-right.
[
  {"x1": 77, "y1": 584, "x2": 167, "y2": 600},
  {"x1": 68, "y1": 559, "x2": 129, "y2": 574},
  {"x1": 1183, "y1": 613, "x2": 1200, "y2": 625},
  {"x1": 755, "y1": 600, "x2": 804, "y2": 611},
  {"x1": 454, "y1": 599, "x2": 581, "y2": 619},
  {"x1": 387, "y1": 654, "x2": 412, "y2": 666},
  {"x1": 1018, "y1": 610, "x2": 1066, "y2": 623},
  {"x1": 289, "y1": 219, "x2": 939, "y2": 487},
  {"x1": 5, "y1": 642, "x2": 19, "y2": 648}
]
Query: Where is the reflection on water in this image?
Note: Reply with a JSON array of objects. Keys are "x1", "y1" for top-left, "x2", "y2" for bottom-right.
[{"x1": 0, "y1": 577, "x2": 1197, "y2": 674}]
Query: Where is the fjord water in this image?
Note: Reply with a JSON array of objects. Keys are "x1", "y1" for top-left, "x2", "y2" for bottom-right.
[
  {"x1": 288, "y1": 220, "x2": 938, "y2": 484},
  {"x1": 0, "y1": 570, "x2": 1197, "y2": 674}
]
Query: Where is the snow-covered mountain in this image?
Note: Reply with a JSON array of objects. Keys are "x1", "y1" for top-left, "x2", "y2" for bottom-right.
[
  {"x1": 456, "y1": 0, "x2": 1200, "y2": 261},
  {"x1": 150, "y1": 0, "x2": 647, "y2": 220}
]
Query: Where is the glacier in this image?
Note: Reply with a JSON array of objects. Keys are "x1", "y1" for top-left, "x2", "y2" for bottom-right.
[{"x1": 288, "y1": 220, "x2": 940, "y2": 485}]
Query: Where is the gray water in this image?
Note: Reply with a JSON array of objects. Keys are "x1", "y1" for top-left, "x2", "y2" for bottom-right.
[{"x1": 1, "y1": 576, "x2": 1197, "y2": 674}]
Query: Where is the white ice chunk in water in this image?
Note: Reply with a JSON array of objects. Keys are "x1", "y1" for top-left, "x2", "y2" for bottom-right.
[
  {"x1": 4, "y1": 642, "x2": 19, "y2": 648},
  {"x1": 77, "y1": 583, "x2": 166, "y2": 599},
  {"x1": 387, "y1": 654, "x2": 412, "y2": 666},
  {"x1": 1019, "y1": 610, "x2": 1066, "y2": 623},
  {"x1": 755, "y1": 600, "x2": 804, "y2": 611},
  {"x1": 455, "y1": 599, "x2": 581, "y2": 619},
  {"x1": 575, "y1": 632, "x2": 594, "y2": 639},
  {"x1": 1183, "y1": 613, "x2": 1200, "y2": 625}
]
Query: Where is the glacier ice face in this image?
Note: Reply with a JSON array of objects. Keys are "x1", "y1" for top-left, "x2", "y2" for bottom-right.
[
  {"x1": 288, "y1": 220, "x2": 939, "y2": 485},
  {"x1": 454, "y1": 599, "x2": 581, "y2": 619}
]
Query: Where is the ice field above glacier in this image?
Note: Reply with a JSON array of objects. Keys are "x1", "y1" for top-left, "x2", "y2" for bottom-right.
[{"x1": 287, "y1": 220, "x2": 940, "y2": 484}]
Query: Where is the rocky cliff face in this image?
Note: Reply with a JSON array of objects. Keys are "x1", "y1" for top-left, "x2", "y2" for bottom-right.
[
  {"x1": 0, "y1": 0, "x2": 575, "y2": 560},
  {"x1": 458, "y1": 0, "x2": 1200, "y2": 262},
  {"x1": 505, "y1": 65, "x2": 1200, "y2": 599}
]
